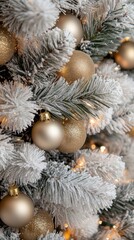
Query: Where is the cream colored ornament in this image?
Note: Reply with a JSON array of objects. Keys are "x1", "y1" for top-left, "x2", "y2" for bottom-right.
[
  {"x1": 32, "y1": 112, "x2": 64, "y2": 150},
  {"x1": 114, "y1": 40, "x2": 134, "y2": 69},
  {"x1": 19, "y1": 209, "x2": 54, "y2": 240},
  {"x1": 0, "y1": 26, "x2": 16, "y2": 65},
  {"x1": 57, "y1": 50, "x2": 95, "y2": 84},
  {"x1": 56, "y1": 14, "x2": 83, "y2": 45},
  {"x1": 58, "y1": 119, "x2": 87, "y2": 153},
  {"x1": 0, "y1": 185, "x2": 34, "y2": 228}
]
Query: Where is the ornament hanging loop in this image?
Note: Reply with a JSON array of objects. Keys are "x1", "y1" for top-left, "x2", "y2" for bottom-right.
[
  {"x1": 9, "y1": 185, "x2": 19, "y2": 196},
  {"x1": 40, "y1": 112, "x2": 51, "y2": 121}
]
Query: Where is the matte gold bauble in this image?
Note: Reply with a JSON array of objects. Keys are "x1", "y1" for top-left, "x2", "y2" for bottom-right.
[
  {"x1": 32, "y1": 112, "x2": 64, "y2": 150},
  {"x1": 57, "y1": 50, "x2": 95, "y2": 84},
  {"x1": 19, "y1": 209, "x2": 54, "y2": 240},
  {"x1": 56, "y1": 14, "x2": 83, "y2": 45},
  {"x1": 0, "y1": 186, "x2": 34, "y2": 228},
  {"x1": 114, "y1": 41, "x2": 134, "y2": 69},
  {"x1": 58, "y1": 119, "x2": 87, "y2": 153},
  {"x1": 0, "y1": 26, "x2": 16, "y2": 65}
]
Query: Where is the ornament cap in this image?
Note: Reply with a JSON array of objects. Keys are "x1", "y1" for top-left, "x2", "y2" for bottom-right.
[
  {"x1": 40, "y1": 112, "x2": 51, "y2": 121},
  {"x1": 9, "y1": 185, "x2": 19, "y2": 196}
]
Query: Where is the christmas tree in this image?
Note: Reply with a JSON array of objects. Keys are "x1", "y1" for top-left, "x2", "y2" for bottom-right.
[{"x1": 0, "y1": 0, "x2": 134, "y2": 239}]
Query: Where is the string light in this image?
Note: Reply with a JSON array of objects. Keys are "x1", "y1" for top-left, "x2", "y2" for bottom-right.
[
  {"x1": 72, "y1": 155, "x2": 86, "y2": 172},
  {"x1": 63, "y1": 223, "x2": 75, "y2": 240},
  {"x1": 90, "y1": 143, "x2": 97, "y2": 150},
  {"x1": 100, "y1": 146, "x2": 108, "y2": 154},
  {"x1": 99, "y1": 220, "x2": 103, "y2": 225},
  {"x1": 90, "y1": 143, "x2": 108, "y2": 154}
]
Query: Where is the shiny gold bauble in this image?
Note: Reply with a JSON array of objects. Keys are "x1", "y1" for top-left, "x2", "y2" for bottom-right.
[
  {"x1": 114, "y1": 41, "x2": 134, "y2": 69},
  {"x1": 0, "y1": 26, "x2": 16, "y2": 65},
  {"x1": 20, "y1": 209, "x2": 54, "y2": 240},
  {"x1": 32, "y1": 119, "x2": 64, "y2": 150},
  {"x1": 57, "y1": 50, "x2": 95, "y2": 84},
  {"x1": 0, "y1": 186, "x2": 34, "y2": 228},
  {"x1": 56, "y1": 14, "x2": 83, "y2": 45},
  {"x1": 58, "y1": 119, "x2": 87, "y2": 153}
]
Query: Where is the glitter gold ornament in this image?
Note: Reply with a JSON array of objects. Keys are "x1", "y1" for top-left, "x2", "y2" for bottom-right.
[
  {"x1": 58, "y1": 119, "x2": 87, "y2": 153},
  {"x1": 56, "y1": 14, "x2": 83, "y2": 45},
  {"x1": 32, "y1": 112, "x2": 64, "y2": 150},
  {"x1": 114, "y1": 40, "x2": 134, "y2": 69},
  {"x1": 57, "y1": 50, "x2": 95, "y2": 84},
  {"x1": 19, "y1": 209, "x2": 54, "y2": 240},
  {"x1": 0, "y1": 185, "x2": 34, "y2": 228},
  {"x1": 0, "y1": 26, "x2": 16, "y2": 65}
]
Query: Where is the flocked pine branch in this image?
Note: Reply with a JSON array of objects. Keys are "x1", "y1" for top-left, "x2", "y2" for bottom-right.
[
  {"x1": 52, "y1": 0, "x2": 78, "y2": 12},
  {"x1": 106, "y1": 104, "x2": 134, "y2": 134},
  {"x1": 40, "y1": 161, "x2": 116, "y2": 214},
  {"x1": 96, "y1": 60, "x2": 134, "y2": 134},
  {"x1": 104, "y1": 183, "x2": 134, "y2": 215},
  {"x1": 7, "y1": 28, "x2": 76, "y2": 84},
  {"x1": 87, "y1": 108, "x2": 113, "y2": 135},
  {"x1": 0, "y1": 81, "x2": 38, "y2": 132},
  {"x1": 116, "y1": 183, "x2": 134, "y2": 202},
  {"x1": 52, "y1": 0, "x2": 95, "y2": 14},
  {"x1": 46, "y1": 204, "x2": 99, "y2": 239},
  {"x1": 38, "y1": 232, "x2": 64, "y2": 240},
  {"x1": 118, "y1": 211, "x2": 134, "y2": 240},
  {"x1": 75, "y1": 150, "x2": 125, "y2": 183},
  {"x1": 121, "y1": 0, "x2": 134, "y2": 37},
  {"x1": 36, "y1": 28, "x2": 76, "y2": 74},
  {"x1": 1, "y1": 143, "x2": 47, "y2": 185},
  {"x1": 97, "y1": 60, "x2": 134, "y2": 104},
  {"x1": 80, "y1": 0, "x2": 124, "y2": 61},
  {"x1": 0, "y1": 0, "x2": 59, "y2": 37},
  {"x1": 34, "y1": 75, "x2": 123, "y2": 119},
  {"x1": 0, "y1": 228, "x2": 19, "y2": 240},
  {"x1": 123, "y1": 141, "x2": 134, "y2": 180},
  {"x1": 91, "y1": 211, "x2": 134, "y2": 240},
  {"x1": 0, "y1": 130, "x2": 14, "y2": 171}
]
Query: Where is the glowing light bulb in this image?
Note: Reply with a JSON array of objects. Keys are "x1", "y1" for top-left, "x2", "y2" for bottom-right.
[
  {"x1": 90, "y1": 143, "x2": 97, "y2": 150},
  {"x1": 100, "y1": 146, "x2": 108, "y2": 154}
]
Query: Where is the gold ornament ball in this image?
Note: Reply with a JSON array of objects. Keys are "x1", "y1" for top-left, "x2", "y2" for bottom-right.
[
  {"x1": 56, "y1": 14, "x2": 83, "y2": 45},
  {"x1": 19, "y1": 209, "x2": 54, "y2": 240},
  {"x1": 128, "y1": 126, "x2": 134, "y2": 137},
  {"x1": 58, "y1": 119, "x2": 87, "y2": 153},
  {"x1": 32, "y1": 119, "x2": 64, "y2": 150},
  {"x1": 114, "y1": 41, "x2": 134, "y2": 69},
  {"x1": 0, "y1": 186, "x2": 34, "y2": 228},
  {"x1": 0, "y1": 26, "x2": 16, "y2": 65},
  {"x1": 57, "y1": 50, "x2": 95, "y2": 84}
]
